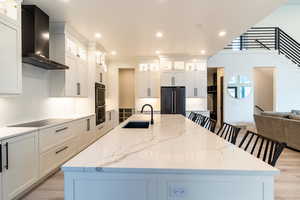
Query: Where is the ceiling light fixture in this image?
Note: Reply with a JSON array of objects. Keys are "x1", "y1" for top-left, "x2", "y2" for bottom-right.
[
  {"x1": 201, "y1": 50, "x2": 206, "y2": 55},
  {"x1": 95, "y1": 33, "x2": 102, "y2": 39},
  {"x1": 156, "y1": 32, "x2": 163, "y2": 38},
  {"x1": 111, "y1": 51, "x2": 117, "y2": 55},
  {"x1": 218, "y1": 31, "x2": 227, "y2": 37},
  {"x1": 155, "y1": 50, "x2": 161, "y2": 55}
]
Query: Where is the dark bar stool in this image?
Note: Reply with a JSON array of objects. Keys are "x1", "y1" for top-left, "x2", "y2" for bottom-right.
[
  {"x1": 195, "y1": 114, "x2": 206, "y2": 126},
  {"x1": 239, "y1": 131, "x2": 286, "y2": 167},
  {"x1": 188, "y1": 112, "x2": 196, "y2": 120},
  {"x1": 202, "y1": 117, "x2": 217, "y2": 132},
  {"x1": 216, "y1": 123, "x2": 241, "y2": 144}
]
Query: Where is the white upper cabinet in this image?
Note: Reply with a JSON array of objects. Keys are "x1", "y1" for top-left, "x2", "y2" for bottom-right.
[
  {"x1": 186, "y1": 71, "x2": 207, "y2": 98},
  {"x1": 137, "y1": 71, "x2": 160, "y2": 98},
  {"x1": 49, "y1": 23, "x2": 89, "y2": 97},
  {"x1": 0, "y1": 1, "x2": 21, "y2": 95},
  {"x1": 0, "y1": 0, "x2": 19, "y2": 24},
  {"x1": 161, "y1": 71, "x2": 185, "y2": 86}
]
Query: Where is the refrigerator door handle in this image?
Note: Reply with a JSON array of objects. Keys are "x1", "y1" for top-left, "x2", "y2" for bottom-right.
[
  {"x1": 174, "y1": 90, "x2": 177, "y2": 113},
  {"x1": 171, "y1": 91, "x2": 174, "y2": 113}
]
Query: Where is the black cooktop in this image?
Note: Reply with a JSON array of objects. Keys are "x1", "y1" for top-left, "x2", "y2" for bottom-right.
[{"x1": 9, "y1": 119, "x2": 73, "y2": 128}]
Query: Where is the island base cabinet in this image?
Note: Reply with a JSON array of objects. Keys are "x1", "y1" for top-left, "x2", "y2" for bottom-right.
[
  {"x1": 2, "y1": 132, "x2": 39, "y2": 200},
  {"x1": 64, "y1": 172, "x2": 157, "y2": 200},
  {"x1": 63, "y1": 172, "x2": 275, "y2": 200}
]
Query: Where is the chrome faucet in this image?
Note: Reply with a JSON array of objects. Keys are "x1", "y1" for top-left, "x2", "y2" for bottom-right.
[{"x1": 141, "y1": 104, "x2": 154, "y2": 125}]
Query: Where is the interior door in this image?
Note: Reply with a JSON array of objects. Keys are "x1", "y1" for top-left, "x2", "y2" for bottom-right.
[
  {"x1": 174, "y1": 87, "x2": 186, "y2": 115},
  {"x1": 161, "y1": 87, "x2": 173, "y2": 114}
]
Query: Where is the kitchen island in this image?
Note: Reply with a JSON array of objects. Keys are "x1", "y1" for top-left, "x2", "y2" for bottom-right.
[{"x1": 62, "y1": 114, "x2": 279, "y2": 200}]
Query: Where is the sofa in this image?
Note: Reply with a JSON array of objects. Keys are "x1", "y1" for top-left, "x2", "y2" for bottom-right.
[{"x1": 254, "y1": 110, "x2": 300, "y2": 151}]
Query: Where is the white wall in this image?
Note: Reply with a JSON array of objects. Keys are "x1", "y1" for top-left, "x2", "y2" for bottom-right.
[
  {"x1": 208, "y1": 50, "x2": 300, "y2": 123},
  {"x1": 0, "y1": 63, "x2": 91, "y2": 127},
  {"x1": 257, "y1": 1, "x2": 300, "y2": 41}
]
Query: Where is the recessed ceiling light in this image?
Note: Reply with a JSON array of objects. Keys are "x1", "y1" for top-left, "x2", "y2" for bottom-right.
[
  {"x1": 111, "y1": 51, "x2": 117, "y2": 55},
  {"x1": 95, "y1": 33, "x2": 102, "y2": 39},
  {"x1": 218, "y1": 31, "x2": 227, "y2": 37},
  {"x1": 201, "y1": 50, "x2": 206, "y2": 55},
  {"x1": 155, "y1": 50, "x2": 161, "y2": 54},
  {"x1": 156, "y1": 32, "x2": 163, "y2": 38}
]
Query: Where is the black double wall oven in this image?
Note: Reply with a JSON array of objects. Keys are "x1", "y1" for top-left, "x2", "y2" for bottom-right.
[{"x1": 95, "y1": 83, "x2": 106, "y2": 125}]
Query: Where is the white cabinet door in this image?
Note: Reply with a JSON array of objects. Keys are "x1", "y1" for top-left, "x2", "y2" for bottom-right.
[
  {"x1": 77, "y1": 59, "x2": 88, "y2": 97},
  {"x1": 186, "y1": 71, "x2": 207, "y2": 98},
  {"x1": 161, "y1": 72, "x2": 185, "y2": 86},
  {"x1": 149, "y1": 71, "x2": 160, "y2": 98},
  {"x1": 137, "y1": 71, "x2": 150, "y2": 98},
  {"x1": 65, "y1": 55, "x2": 78, "y2": 96},
  {"x1": 137, "y1": 71, "x2": 160, "y2": 98},
  {"x1": 195, "y1": 71, "x2": 207, "y2": 98},
  {"x1": 2, "y1": 132, "x2": 38, "y2": 200},
  {"x1": 0, "y1": 21, "x2": 21, "y2": 94},
  {"x1": 76, "y1": 117, "x2": 96, "y2": 151}
]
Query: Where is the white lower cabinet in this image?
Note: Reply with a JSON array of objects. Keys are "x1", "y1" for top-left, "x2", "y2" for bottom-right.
[
  {"x1": 0, "y1": 115, "x2": 100, "y2": 199},
  {"x1": 75, "y1": 117, "x2": 96, "y2": 151},
  {"x1": 39, "y1": 136, "x2": 77, "y2": 177},
  {"x1": 2, "y1": 132, "x2": 39, "y2": 200},
  {"x1": 95, "y1": 110, "x2": 117, "y2": 139}
]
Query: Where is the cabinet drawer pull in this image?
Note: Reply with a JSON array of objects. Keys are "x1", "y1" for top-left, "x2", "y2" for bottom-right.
[
  {"x1": 55, "y1": 127, "x2": 68, "y2": 133},
  {"x1": 55, "y1": 146, "x2": 69, "y2": 154},
  {"x1": 77, "y1": 82, "x2": 81, "y2": 95},
  {"x1": 5, "y1": 142, "x2": 8, "y2": 170},
  {"x1": 0, "y1": 144, "x2": 2, "y2": 173},
  {"x1": 87, "y1": 119, "x2": 91, "y2": 131},
  {"x1": 194, "y1": 88, "x2": 198, "y2": 97}
]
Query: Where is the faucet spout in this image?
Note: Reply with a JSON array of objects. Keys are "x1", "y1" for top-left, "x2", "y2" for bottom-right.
[{"x1": 141, "y1": 104, "x2": 154, "y2": 125}]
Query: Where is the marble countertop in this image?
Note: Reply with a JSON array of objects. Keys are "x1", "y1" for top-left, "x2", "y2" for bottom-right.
[
  {"x1": 0, "y1": 113, "x2": 95, "y2": 140},
  {"x1": 62, "y1": 114, "x2": 279, "y2": 175}
]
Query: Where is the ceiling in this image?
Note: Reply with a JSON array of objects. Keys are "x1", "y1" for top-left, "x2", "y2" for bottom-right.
[{"x1": 24, "y1": 0, "x2": 286, "y2": 58}]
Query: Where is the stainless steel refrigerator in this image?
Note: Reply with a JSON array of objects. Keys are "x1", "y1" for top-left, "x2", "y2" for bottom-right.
[{"x1": 161, "y1": 87, "x2": 186, "y2": 115}]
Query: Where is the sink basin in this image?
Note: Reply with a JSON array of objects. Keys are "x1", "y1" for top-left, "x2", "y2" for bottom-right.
[{"x1": 123, "y1": 121, "x2": 150, "y2": 129}]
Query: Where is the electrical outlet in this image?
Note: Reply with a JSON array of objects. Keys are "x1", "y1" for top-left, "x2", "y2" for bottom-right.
[{"x1": 169, "y1": 186, "x2": 187, "y2": 198}]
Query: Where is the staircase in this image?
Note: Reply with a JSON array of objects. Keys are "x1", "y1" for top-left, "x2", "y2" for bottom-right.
[{"x1": 225, "y1": 27, "x2": 300, "y2": 67}]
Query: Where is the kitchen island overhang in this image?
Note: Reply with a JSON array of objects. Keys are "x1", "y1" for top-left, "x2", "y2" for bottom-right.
[{"x1": 62, "y1": 114, "x2": 279, "y2": 200}]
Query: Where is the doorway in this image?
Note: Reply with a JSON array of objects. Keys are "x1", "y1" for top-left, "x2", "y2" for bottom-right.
[
  {"x1": 207, "y1": 67, "x2": 224, "y2": 125},
  {"x1": 253, "y1": 67, "x2": 276, "y2": 113},
  {"x1": 119, "y1": 68, "x2": 135, "y2": 123}
]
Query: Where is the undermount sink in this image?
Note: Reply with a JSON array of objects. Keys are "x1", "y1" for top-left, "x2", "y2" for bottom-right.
[{"x1": 123, "y1": 121, "x2": 150, "y2": 129}]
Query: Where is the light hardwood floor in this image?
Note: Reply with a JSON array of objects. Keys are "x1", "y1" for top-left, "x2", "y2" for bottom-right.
[{"x1": 22, "y1": 130, "x2": 300, "y2": 200}]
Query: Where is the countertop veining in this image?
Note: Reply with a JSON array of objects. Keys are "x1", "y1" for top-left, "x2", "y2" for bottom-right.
[{"x1": 62, "y1": 114, "x2": 279, "y2": 175}]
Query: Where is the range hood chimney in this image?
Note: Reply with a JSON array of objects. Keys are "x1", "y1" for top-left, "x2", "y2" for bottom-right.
[{"x1": 22, "y1": 5, "x2": 69, "y2": 70}]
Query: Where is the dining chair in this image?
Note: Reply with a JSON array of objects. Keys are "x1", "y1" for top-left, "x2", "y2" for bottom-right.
[
  {"x1": 216, "y1": 123, "x2": 241, "y2": 144},
  {"x1": 202, "y1": 117, "x2": 217, "y2": 132},
  {"x1": 195, "y1": 114, "x2": 206, "y2": 126},
  {"x1": 238, "y1": 131, "x2": 286, "y2": 167},
  {"x1": 188, "y1": 112, "x2": 196, "y2": 120}
]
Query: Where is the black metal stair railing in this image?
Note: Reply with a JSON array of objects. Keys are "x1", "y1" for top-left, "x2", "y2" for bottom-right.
[{"x1": 225, "y1": 27, "x2": 300, "y2": 67}]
